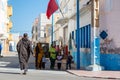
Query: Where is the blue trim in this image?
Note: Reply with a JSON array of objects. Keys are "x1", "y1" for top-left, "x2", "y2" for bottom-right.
[
  {"x1": 72, "y1": 31, "x2": 74, "y2": 39},
  {"x1": 83, "y1": 27, "x2": 85, "y2": 47},
  {"x1": 79, "y1": 28, "x2": 81, "y2": 47},
  {"x1": 85, "y1": 26, "x2": 87, "y2": 47},
  {"x1": 73, "y1": 24, "x2": 91, "y2": 48},
  {"x1": 88, "y1": 24, "x2": 91, "y2": 48},
  {"x1": 86, "y1": 25, "x2": 88, "y2": 48}
]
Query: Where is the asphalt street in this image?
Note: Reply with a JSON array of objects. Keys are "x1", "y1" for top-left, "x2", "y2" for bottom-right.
[{"x1": 0, "y1": 52, "x2": 115, "y2": 80}]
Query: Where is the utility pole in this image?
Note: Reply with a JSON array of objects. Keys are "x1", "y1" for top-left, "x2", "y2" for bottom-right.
[{"x1": 76, "y1": 0, "x2": 80, "y2": 69}]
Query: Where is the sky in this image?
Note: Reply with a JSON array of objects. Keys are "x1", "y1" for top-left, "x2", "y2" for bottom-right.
[{"x1": 8, "y1": 0, "x2": 49, "y2": 37}]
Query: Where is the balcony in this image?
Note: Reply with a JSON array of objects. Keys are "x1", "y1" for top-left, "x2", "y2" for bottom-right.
[
  {"x1": 8, "y1": 33, "x2": 13, "y2": 41},
  {"x1": 7, "y1": 20, "x2": 13, "y2": 29},
  {"x1": 7, "y1": 6, "x2": 13, "y2": 17}
]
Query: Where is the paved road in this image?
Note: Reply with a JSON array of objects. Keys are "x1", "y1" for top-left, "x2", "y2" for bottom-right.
[
  {"x1": 0, "y1": 52, "x2": 115, "y2": 80},
  {"x1": 0, "y1": 68, "x2": 111, "y2": 80}
]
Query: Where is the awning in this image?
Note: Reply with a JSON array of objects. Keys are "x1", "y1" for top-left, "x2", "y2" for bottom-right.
[
  {"x1": 55, "y1": 17, "x2": 68, "y2": 25},
  {"x1": 0, "y1": 36, "x2": 7, "y2": 40},
  {"x1": 0, "y1": 34, "x2": 8, "y2": 40}
]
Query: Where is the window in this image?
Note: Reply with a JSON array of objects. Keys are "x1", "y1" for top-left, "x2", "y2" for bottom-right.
[{"x1": 75, "y1": 24, "x2": 91, "y2": 48}]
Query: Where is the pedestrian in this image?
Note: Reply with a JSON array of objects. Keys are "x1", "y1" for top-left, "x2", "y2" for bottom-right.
[
  {"x1": 56, "y1": 51, "x2": 63, "y2": 70},
  {"x1": 42, "y1": 54, "x2": 46, "y2": 69},
  {"x1": 55, "y1": 45, "x2": 60, "y2": 56},
  {"x1": 60, "y1": 46, "x2": 64, "y2": 57},
  {"x1": 66, "y1": 51, "x2": 73, "y2": 70},
  {"x1": 16, "y1": 33, "x2": 34, "y2": 75},
  {"x1": 49, "y1": 43, "x2": 57, "y2": 70},
  {"x1": 0, "y1": 42, "x2": 3, "y2": 57},
  {"x1": 34, "y1": 42, "x2": 44, "y2": 69}
]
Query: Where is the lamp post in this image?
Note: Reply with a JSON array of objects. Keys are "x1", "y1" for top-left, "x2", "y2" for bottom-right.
[{"x1": 76, "y1": 0, "x2": 80, "y2": 69}]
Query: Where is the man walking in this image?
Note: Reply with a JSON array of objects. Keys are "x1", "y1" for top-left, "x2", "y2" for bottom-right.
[{"x1": 16, "y1": 33, "x2": 33, "y2": 75}]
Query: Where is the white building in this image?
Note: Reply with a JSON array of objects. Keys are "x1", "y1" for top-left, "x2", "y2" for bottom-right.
[
  {"x1": 56, "y1": 0, "x2": 91, "y2": 49},
  {"x1": 57, "y1": 0, "x2": 120, "y2": 53},
  {"x1": 32, "y1": 13, "x2": 61, "y2": 45},
  {"x1": 9, "y1": 33, "x2": 20, "y2": 51},
  {"x1": 0, "y1": 0, "x2": 9, "y2": 54},
  {"x1": 0, "y1": 0, "x2": 8, "y2": 40},
  {"x1": 38, "y1": 13, "x2": 53, "y2": 43},
  {"x1": 32, "y1": 13, "x2": 52, "y2": 44},
  {"x1": 99, "y1": 0, "x2": 120, "y2": 53},
  {"x1": 32, "y1": 18, "x2": 39, "y2": 45}
]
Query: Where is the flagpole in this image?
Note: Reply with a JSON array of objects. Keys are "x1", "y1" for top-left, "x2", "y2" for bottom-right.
[
  {"x1": 46, "y1": 0, "x2": 58, "y2": 44},
  {"x1": 76, "y1": 0, "x2": 80, "y2": 69},
  {"x1": 56, "y1": 0, "x2": 64, "y2": 18},
  {"x1": 51, "y1": 14, "x2": 54, "y2": 44}
]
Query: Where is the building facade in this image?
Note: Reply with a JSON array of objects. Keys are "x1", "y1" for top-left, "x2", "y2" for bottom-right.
[
  {"x1": 55, "y1": 0, "x2": 120, "y2": 70},
  {"x1": 9, "y1": 33, "x2": 20, "y2": 51},
  {"x1": 100, "y1": 0, "x2": 120, "y2": 53},
  {"x1": 0, "y1": 0, "x2": 13, "y2": 54},
  {"x1": 32, "y1": 13, "x2": 60, "y2": 46},
  {"x1": 32, "y1": 13, "x2": 52, "y2": 46},
  {"x1": 31, "y1": 0, "x2": 120, "y2": 70},
  {"x1": 32, "y1": 18, "x2": 39, "y2": 46}
]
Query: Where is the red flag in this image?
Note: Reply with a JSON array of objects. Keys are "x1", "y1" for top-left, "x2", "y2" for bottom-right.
[{"x1": 46, "y1": 0, "x2": 58, "y2": 19}]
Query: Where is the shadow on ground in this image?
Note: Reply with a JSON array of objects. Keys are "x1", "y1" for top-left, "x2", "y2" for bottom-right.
[
  {"x1": 0, "y1": 54, "x2": 35, "y2": 69},
  {"x1": 0, "y1": 52, "x2": 76, "y2": 71}
]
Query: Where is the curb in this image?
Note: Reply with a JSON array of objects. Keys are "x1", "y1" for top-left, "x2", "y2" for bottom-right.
[{"x1": 66, "y1": 70, "x2": 118, "y2": 79}]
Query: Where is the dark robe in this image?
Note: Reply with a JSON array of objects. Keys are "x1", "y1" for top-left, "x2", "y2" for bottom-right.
[{"x1": 17, "y1": 38, "x2": 33, "y2": 70}]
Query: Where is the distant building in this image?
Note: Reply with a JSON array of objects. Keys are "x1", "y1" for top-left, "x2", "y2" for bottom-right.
[
  {"x1": 9, "y1": 33, "x2": 20, "y2": 51},
  {"x1": 37, "y1": 13, "x2": 52, "y2": 43},
  {"x1": 32, "y1": 13, "x2": 60, "y2": 45},
  {"x1": 32, "y1": 18, "x2": 39, "y2": 46},
  {"x1": 0, "y1": 0, "x2": 13, "y2": 54}
]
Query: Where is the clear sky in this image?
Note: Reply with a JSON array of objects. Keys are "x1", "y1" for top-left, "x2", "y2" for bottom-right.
[{"x1": 8, "y1": 0, "x2": 49, "y2": 37}]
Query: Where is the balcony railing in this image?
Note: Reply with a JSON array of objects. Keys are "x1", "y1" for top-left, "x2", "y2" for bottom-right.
[
  {"x1": 7, "y1": 6, "x2": 13, "y2": 17},
  {"x1": 7, "y1": 20, "x2": 12, "y2": 29},
  {"x1": 8, "y1": 33, "x2": 13, "y2": 41}
]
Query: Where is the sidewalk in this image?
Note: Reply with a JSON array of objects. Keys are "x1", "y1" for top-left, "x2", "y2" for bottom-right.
[
  {"x1": 57, "y1": 59, "x2": 120, "y2": 79},
  {"x1": 67, "y1": 70, "x2": 120, "y2": 79}
]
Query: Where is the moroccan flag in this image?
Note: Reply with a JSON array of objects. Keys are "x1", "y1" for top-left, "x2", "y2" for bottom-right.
[{"x1": 46, "y1": 0, "x2": 58, "y2": 19}]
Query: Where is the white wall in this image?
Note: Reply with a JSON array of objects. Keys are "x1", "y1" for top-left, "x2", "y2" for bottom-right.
[
  {"x1": 100, "y1": 0, "x2": 120, "y2": 47},
  {"x1": 0, "y1": 0, "x2": 7, "y2": 35}
]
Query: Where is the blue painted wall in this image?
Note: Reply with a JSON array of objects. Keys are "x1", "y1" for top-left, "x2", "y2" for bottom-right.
[
  {"x1": 100, "y1": 54, "x2": 120, "y2": 71},
  {"x1": 72, "y1": 50, "x2": 120, "y2": 70},
  {"x1": 72, "y1": 50, "x2": 91, "y2": 69}
]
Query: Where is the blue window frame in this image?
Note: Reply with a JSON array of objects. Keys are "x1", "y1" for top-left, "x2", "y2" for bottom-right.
[
  {"x1": 80, "y1": 24, "x2": 91, "y2": 48},
  {"x1": 72, "y1": 31, "x2": 74, "y2": 39},
  {"x1": 72, "y1": 24, "x2": 91, "y2": 48}
]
